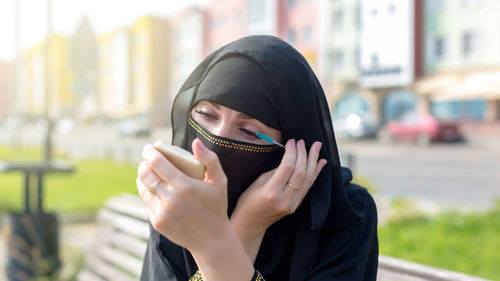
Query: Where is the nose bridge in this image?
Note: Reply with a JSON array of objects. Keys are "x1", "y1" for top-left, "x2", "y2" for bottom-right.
[{"x1": 213, "y1": 118, "x2": 232, "y2": 138}]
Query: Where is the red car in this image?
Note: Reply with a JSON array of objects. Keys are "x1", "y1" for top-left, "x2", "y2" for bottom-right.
[{"x1": 380, "y1": 111, "x2": 464, "y2": 145}]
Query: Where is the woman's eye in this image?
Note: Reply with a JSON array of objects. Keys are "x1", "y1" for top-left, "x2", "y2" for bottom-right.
[
  {"x1": 195, "y1": 109, "x2": 217, "y2": 120},
  {"x1": 240, "y1": 128, "x2": 257, "y2": 139}
]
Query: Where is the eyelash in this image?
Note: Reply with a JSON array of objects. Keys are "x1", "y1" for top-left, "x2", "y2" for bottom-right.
[
  {"x1": 195, "y1": 109, "x2": 217, "y2": 120},
  {"x1": 194, "y1": 109, "x2": 258, "y2": 140}
]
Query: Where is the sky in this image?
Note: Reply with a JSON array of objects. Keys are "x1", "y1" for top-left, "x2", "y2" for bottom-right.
[{"x1": 0, "y1": 0, "x2": 208, "y2": 62}]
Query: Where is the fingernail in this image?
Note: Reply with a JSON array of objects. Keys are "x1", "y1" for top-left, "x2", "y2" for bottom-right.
[
  {"x1": 286, "y1": 139, "x2": 295, "y2": 148},
  {"x1": 298, "y1": 139, "x2": 305, "y2": 146}
]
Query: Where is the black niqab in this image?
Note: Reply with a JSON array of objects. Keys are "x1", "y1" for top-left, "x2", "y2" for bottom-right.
[{"x1": 141, "y1": 35, "x2": 378, "y2": 281}]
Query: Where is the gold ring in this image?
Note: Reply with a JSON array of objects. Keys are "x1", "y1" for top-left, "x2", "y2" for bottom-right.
[
  {"x1": 287, "y1": 182, "x2": 301, "y2": 190},
  {"x1": 148, "y1": 180, "x2": 161, "y2": 194}
]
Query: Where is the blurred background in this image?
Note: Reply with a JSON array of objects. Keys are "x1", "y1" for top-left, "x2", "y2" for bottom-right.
[{"x1": 0, "y1": 0, "x2": 499, "y2": 280}]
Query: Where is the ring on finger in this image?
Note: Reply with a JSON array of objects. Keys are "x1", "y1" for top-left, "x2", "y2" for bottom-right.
[
  {"x1": 287, "y1": 182, "x2": 301, "y2": 190},
  {"x1": 148, "y1": 180, "x2": 161, "y2": 194}
]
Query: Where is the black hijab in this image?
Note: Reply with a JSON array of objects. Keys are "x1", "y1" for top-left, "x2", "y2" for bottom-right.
[{"x1": 141, "y1": 35, "x2": 377, "y2": 281}]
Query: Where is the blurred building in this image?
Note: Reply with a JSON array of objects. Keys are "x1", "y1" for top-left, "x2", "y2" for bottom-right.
[
  {"x1": 329, "y1": 0, "x2": 360, "y2": 87},
  {"x1": 205, "y1": 0, "x2": 247, "y2": 54},
  {"x1": 130, "y1": 16, "x2": 170, "y2": 127},
  {"x1": 330, "y1": 0, "x2": 424, "y2": 124},
  {"x1": 282, "y1": 0, "x2": 317, "y2": 63},
  {"x1": 248, "y1": 0, "x2": 279, "y2": 36},
  {"x1": 282, "y1": 0, "x2": 328, "y2": 78},
  {"x1": 69, "y1": 17, "x2": 99, "y2": 118},
  {"x1": 415, "y1": 0, "x2": 500, "y2": 122},
  {"x1": 169, "y1": 7, "x2": 206, "y2": 102},
  {"x1": 0, "y1": 61, "x2": 13, "y2": 119},
  {"x1": 20, "y1": 34, "x2": 75, "y2": 118},
  {"x1": 204, "y1": 0, "x2": 331, "y2": 89},
  {"x1": 98, "y1": 28, "x2": 132, "y2": 118},
  {"x1": 327, "y1": 0, "x2": 364, "y2": 109}
]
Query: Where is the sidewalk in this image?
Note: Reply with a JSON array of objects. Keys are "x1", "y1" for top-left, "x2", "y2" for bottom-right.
[{"x1": 462, "y1": 122, "x2": 500, "y2": 151}]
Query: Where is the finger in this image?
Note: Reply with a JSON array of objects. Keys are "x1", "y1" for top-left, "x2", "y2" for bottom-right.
[
  {"x1": 287, "y1": 159, "x2": 327, "y2": 211},
  {"x1": 269, "y1": 139, "x2": 297, "y2": 189},
  {"x1": 142, "y1": 144, "x2": 186, "y2": 185},
  {"x1": 136, "y1": 176, "x2": 147, "y2": 197},
  {"x1": 138, "y1": 160, "x2": 164, "y2": 189},
  {"x1": 305, "y1": 142, "x2": 322, "y2": 180},
  {"x1": 137, "y1": 161, "x2": 155, "y2": 196},
  {"x1": 191, "y1": 138, "x2": 227, "y2": 186},
  {"x1": 283, "y1": 139, "x2": 307, "y2": 192},
  {"x1": 137, "y1": 177, "x2": 159, "y2": 205},
  {"x1": 288, "y1": 142, "x2": 325, "y2": 201},
  {"x1": 313, "y1": 159, "x2": 328, "y2": 180},
  {"x1": 138, "y1": 160, "x2": 148, "y2": 176}
]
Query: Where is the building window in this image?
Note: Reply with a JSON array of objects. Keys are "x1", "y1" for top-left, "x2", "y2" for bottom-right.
[
  {"x1": 462, "y1": 31, "x2": 480, "y2": 56},
  {"x1": 461, "y1": 0, "x2": 481, "y2": 7},
  {"x1": 248, "y1": 0, "x2": 266, "y2": 24},
  {"x1": 304, "y1": 26, "x2": 312, "y2": 43},
  {"x1": 388, "y1": 3, "x2": 396, "y2": 15},
  {"x1": 429, "y1": 0, "x2": 449, "y2": 11},
  {"x1": 287, "y1": 29, "x2": 296, "y2": 44},
  {"x1": 434, "y1": 36, "x2": 446, "y2": 59},
  {"x1": 370, "y1": 53, "x2": 379, "y2": 66},
  {"x1": 431, "y1": 99, "x2": 486, "y2": 121},
  {"x1": 287, "y1": 0, "x2": 296, "y2": 9},
  {"x1": 354, "y1": 4, "x2": 361, "y2": 28},
  {"x1": 355, "y1": 47, "x2": 360, "y2": 67},
  {"x1": 334, "y1": 50, "x2": 344, "y2": 70},
  {"x1": 333, "y1": 9, "x2": 344, "y2": 29}
]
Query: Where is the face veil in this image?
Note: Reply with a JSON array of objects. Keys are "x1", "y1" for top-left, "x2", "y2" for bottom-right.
[
  {"x1": 141, "y1": 35, "x2": 372, "y2": 281},
  {"x1": 186, "y1": 115, "x2": 284, "y2": 216}
]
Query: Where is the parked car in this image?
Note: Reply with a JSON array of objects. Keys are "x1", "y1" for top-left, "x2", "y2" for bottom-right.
[
  {"x1": 333, "y1": 113, "x2": 379, "y2": 139},
  {"x1": 379, "y1": 110, "x2": 464, "y2": 145}
]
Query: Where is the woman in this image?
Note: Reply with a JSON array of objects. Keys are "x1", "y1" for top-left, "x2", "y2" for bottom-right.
[{"x1": 137, "y1": 35, "x2": 378, "y2": 281}]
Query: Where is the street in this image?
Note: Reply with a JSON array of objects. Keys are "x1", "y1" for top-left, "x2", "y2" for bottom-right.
[{"x1": 339, "y1": 139, "x2": 500, "y2": 210}]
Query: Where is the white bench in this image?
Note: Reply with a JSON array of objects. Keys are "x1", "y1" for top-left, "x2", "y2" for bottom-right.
[{"x1": 77, "y1": 194, "x2": 149, "y2": 281}]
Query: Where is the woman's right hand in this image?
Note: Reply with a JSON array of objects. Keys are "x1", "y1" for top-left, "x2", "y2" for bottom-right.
[
  {"x1": 230, "y1": 139, "x2": 327, "y2": 261},
  {"x1": 137, "y1": 139, "x2": 255, "y2": 281},
  {"x1": 137, "y1": 139, "x2": 229, "y2": 252}
]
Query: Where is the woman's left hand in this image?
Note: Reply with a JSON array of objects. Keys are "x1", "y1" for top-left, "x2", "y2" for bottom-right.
[{"x1": 230, "y1": 139, "x2": 327, "y2": 257}]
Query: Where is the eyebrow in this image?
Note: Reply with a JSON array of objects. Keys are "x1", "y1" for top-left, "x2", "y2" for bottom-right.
[{"x1": 210, "y1": 102, "x2": 251, "y2": 119}]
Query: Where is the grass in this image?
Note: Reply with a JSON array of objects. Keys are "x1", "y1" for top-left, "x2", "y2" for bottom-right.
[
  {"x1": 0, "y1": 146, "x2": 138, "y2": 218},
  {"x1": 379, "y1": 206, "x2": 500, "y2": 280}
]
